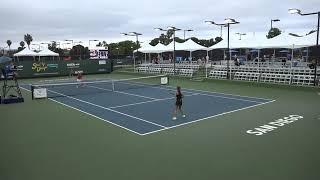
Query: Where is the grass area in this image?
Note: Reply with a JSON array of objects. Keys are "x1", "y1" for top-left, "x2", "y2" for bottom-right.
[{"x1": 1, "y1": 72, "x2": 319, "y2": 180}]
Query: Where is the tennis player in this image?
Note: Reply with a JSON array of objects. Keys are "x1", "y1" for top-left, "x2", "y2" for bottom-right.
[
  {"x1": 172, "y1": 86, "x2": 186, "y2": 120},
  {"x1": 76, "y1": 72, "x2": 84, "y2": 88}
]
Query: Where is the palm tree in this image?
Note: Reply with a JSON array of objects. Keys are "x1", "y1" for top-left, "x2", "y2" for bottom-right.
[
  {"x1": 24, "y1": 34, "x2": 33, "y2": 49},
  {"x1": 6, "y1": 40, "x2": 12, "y2": 51},
  {"x1": 20, "y1": 41, "x2": 25, "y2": 48}
]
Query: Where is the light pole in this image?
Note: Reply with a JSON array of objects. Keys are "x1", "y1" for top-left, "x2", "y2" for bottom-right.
[
  {"x1": 289, "y1": 8, "x2": 319, "y2": 86},
  {"x1": 206, "y1": 19, "x2": 239, "y2": 79},
  {"x1": 89, "y1": 39, "x2": 99, "y2": 48},
  {"x1": 235, "y1": 33, "x2": 246, "y2": 40},
  {"x1": 271, "y1": 19, "x2": 280, "y2": 29},
  {"x1": 205, "y1": 20, "x2": 226, "y2": 37},
  {"x1": 155, "y1": 27, "x2": 181, "y2": 74},
  {"x1": 183, "y1": 29, "x2": 193, "y2": 40},
  {"x1": 121, "y1": 32, "x2": 142, "y2": 72},
  {"x1": 115, "y1": 47, "x2": 119, "y2": 61}
]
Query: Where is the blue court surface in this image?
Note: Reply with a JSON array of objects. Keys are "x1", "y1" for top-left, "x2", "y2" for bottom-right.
[{"x1": 24, "y1": 81, "x2": 275, "y2": 135}]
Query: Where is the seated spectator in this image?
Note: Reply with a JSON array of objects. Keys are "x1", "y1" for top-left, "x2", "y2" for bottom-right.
[{"x1": 197, "y1": 58, "x2": 202, "y2": 64}]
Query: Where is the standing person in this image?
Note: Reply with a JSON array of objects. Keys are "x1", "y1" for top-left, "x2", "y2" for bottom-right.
[
  {"x1": 76, "y1": 72, "x2": 84, "y2": 88},
  {"x1": 172, "y1": 86, "x2": 186, "y2": 120}
]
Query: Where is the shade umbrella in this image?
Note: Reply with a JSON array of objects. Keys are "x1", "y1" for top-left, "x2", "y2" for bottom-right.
[{"x1": 0, "y1": 56, "x2": 12, "y2": 64}]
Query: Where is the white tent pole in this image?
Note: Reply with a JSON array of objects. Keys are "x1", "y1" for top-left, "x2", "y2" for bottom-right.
[
  {"x1": 306, "y1": 48, "x2": 309, "y2": 62},
  {"x1": 273, "y1": 49, "x2": 276, "y2": 63},
  {"x1": 189, "y1": 51, "x2": 192, "y2": 64},
  {"x1": 206, "y1": 50, "x2": 209, "y2": 78},
  {"x1": 145, "y1": 53, "x2": 147, "y2": 63},
  {"x1": 291, "y1": 44, "x2": 294, "y2": 69},
  {"x1": 223, "y1": 49, "x2": 225, "y2": 65},
  {"x1": 258, "y1": 49, "x2": 260, "y2": 73},
  {"x1": 229, "y1": 49, "x2": 232, "y2": 80}
]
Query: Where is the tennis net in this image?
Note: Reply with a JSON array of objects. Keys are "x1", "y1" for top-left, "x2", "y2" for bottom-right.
[{"x1": 31, "y1": 74, "x2": 168, "y2": 99}]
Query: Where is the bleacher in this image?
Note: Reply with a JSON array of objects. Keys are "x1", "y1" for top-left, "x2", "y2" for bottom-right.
[
  {"x1": 136, "y1": 62, "x2": 319, "y2": 87},
  {"x1": 136, "y1": 64, "x2": 199, "y2": 77},
  {"x1": 208, "y1": 70, "x2": 227, "y2": 79},
  {"x1": 234, "y1": 72, "x2": 260, "y2": 82},
  {"x1": 208, "y1": 65, "x2": 320, "y2": 87}
]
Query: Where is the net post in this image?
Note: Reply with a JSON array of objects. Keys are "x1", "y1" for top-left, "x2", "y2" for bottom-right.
[{"x1": 31, "y1": 85, "x2": 34, "y2": 100}]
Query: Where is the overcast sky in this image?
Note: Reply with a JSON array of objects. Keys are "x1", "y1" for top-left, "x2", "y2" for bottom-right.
[{"x1": 1, "y1": 0, "x2": 319, "y2": 49}]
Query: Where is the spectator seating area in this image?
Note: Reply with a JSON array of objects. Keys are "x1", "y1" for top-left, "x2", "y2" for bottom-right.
[
  {"x1": 136, "y1": 63, "x2": 319, "y2": 87},
  {"x1": 208, "y1": 65, "x2": 320, "y2": 86},
  {"x1": 243, "y1": 61, "x2": 310, "y2": 68},
  {"x1": 136, "y1": 64, "x2": 200, "y2": 77}
]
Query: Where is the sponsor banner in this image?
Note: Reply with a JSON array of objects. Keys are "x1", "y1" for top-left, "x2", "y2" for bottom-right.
[
  {"x1": 47, "y1": 64, "x2": 58, "y2": 68},
  {"x1": 99, "y1": 60, "x2": 106, "y2": 65},
  {"x1": 33, "y1": 88, "x2": 47, "y2": 99},
  {"x1": 31, "y1": 62, "x2": 59, "y2": 75},
  {"x1": 98, "y1": 68, "x2": 107, "y2": 72},
  {"x1": 32, "y1": 62, "x2": 47, "y2": 72},
  {"x1": 90, "y1": 48, "x2": 108, "y2": 59},
  {"x1": 74, "y1": 70, "x2": 84, "y2": 74},
  {"x1": 67, "y1": 63, "x2": 80, "y2": 69}
]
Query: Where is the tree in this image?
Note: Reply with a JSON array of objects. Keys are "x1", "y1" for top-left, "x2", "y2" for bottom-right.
[
  {"x1": 69, "y1": 45, "x2": 90, "y2": 60},
  {"x1": 215, "y1": 37, "x2": 223, "y2": 43},
  {"x1": 48, "y1": 41, "x2": 63, "y2": 56},
  {"x1": 96, "y1": 41, "x2": 108, "y2": 47},
  {"x1": 266, "y1": 28, "x2": 281, "y2": 39},
  {"x1": 24, "y1": 34, "x2": 33, "y2": 49},
  {"x1": 17, "y1": 41, "x2": 26, "y2": 52},
  {"x1": 48, "y1": 41, "x2": 57, "y2": 51},
  {"x1": 102, "y1": 41, "x2": 108, "y2": 47},
  {"x1": 150, "y1": 31, "x2": 223, "y2": 47},
  {"x1": 96, "y1": 42, "x2": 103, "y2": 47},
  {"x1": 6, "y1": 40, "x2": 12, "y2": 51},
  {"x1": 20, "y1": 41, "x2": 25, "y2": 48}
]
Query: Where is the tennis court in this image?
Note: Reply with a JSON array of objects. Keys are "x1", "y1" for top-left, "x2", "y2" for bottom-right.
[
  {"x1": 1, "y1": 73, "x2": 319, "y2": 180},
  {"x1": 22, "y1": 75, "x2": 274, "y2": 135}
]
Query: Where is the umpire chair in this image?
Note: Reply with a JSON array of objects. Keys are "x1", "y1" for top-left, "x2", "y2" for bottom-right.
[{"x1": 1, "y1": 65, "x2": 24, "y2": 104}]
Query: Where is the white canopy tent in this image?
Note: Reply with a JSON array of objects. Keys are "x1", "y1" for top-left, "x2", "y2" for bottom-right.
[
  {"x1": 208, "y1": 32, "x2": 317, "y2": 50},
  {"x1": 138, "y1": 40, "x2": 208, "y2": 53},
  {"x1": 260, "y1": 32, "x2": 317, "y2": 49},
  {"x1": 13, "y1": 48, "x2": 38, "y2": 56},
  {"x1": 37, "y1": 48, "x2": 59, "y2": 56},
  {"x1": 138, "y1": 43, "x2": 158, "y2": 53},
  {"x1": 167, "y1": 39, "x2": 208, "y2": 52}
]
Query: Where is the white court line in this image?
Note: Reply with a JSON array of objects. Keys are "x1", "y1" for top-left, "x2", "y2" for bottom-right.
[
  {"x1": 120, "y1": 81, "x2": 273, "y2": 101},
  {"x1": 87, "y1": 85, "x2": 156, "y2": 100},
  {"x1": 194, "y1": 93, "x2": 262, "y2": 104},
  {"x1": 47, "y1": 89, "x2": 167, "y2": 128},
  {"x1": 50, "y1": 98, "x2": 144, "y2": 136},
  {"x1": 21, "y1": 82, "x2": 276, "y2": 136},
  {"x1": 119, "y1": 81, "x2": 267, "y2": 104},
  {"x1": 20, "y1": 87, "x2": 146, "y2": 135},
  {"x1": 141, "y1": 99, "x2": 276, "y2": 136},
  {"x1": 109, "y1": 93, "x2": 200, "y2": 109}
]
